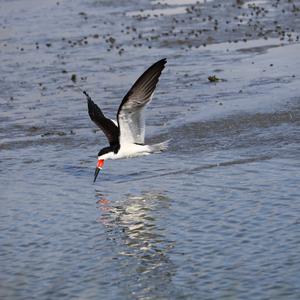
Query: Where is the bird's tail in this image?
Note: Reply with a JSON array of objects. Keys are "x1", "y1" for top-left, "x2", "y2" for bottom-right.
[{"x1": 149, "y1": 139, "x2": 170, "y2": 153}]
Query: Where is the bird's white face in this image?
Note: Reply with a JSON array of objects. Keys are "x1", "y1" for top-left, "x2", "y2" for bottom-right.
[
  {"x1": 98, "y1": 151, "x2": 115, "y2": 160},
  {"x1": 94, "y1": 152, "x2": 116, "y2": 182}
]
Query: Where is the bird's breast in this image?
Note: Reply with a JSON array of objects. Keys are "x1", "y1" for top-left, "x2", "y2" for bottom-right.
[{"x1": 112, "y1": 144, "x2": 151, "y2": 159}]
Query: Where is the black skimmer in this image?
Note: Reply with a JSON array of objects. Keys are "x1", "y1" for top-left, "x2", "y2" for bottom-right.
[{"x1": 83, "y1": 58, "x2": 168, "y2": 182}]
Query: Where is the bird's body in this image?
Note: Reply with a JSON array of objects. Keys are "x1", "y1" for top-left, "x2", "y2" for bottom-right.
[
  {"x1": 100, "y1": 144, "x2": 150, "y2": 160},
  {"x1": 84, "y1": 58, "x2": 168, "y2": 182}
]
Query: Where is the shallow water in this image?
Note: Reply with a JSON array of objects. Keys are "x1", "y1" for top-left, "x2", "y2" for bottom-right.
[{"x1": 1, "y1": 0, "x2": 300, "y2": 299}]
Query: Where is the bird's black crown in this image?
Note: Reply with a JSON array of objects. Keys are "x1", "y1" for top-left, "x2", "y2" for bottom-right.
[
  {"x1": 98, "y1": 144, "x2": 120, "y2": 157},
  {"x1": 98, "y1": 147, "x2": 112, "y2": 157}
]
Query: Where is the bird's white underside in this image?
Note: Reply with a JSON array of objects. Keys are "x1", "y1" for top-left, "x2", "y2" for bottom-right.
[{"x1": 99, "y1": 143, "x2": 151, "y2": 160}]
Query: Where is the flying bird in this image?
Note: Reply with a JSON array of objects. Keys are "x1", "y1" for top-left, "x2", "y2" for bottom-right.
[{"x1": 83, "y1": 58, "x2": 168, "y2": 182}]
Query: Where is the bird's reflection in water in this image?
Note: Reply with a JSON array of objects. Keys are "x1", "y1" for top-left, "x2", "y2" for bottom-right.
[{"x1": 95, "y1": 190, "x2": 177, "y2": 298}]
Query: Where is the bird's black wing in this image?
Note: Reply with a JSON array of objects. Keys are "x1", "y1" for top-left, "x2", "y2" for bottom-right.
[
  {"x1": 84, "y1": 91, "x2": 119, "y2": 147},
  {"x1": 117, "y1": 58, "x2": 167, "y2": 145}
]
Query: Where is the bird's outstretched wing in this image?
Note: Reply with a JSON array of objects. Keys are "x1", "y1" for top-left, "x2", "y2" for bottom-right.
[
  {"x1": 117, "y1": 58, "x2": 167, "y2": 145},
  {"x1": 84, "y1": 91, "x2": 119, "y2": 147}
]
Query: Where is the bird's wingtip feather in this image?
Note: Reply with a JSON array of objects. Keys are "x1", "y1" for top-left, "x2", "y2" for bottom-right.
[
  {"x1": 161, "y1": 58, "x2": 167, "y2": 64},
  {"x1": 83, "y1": 91, "x2": 95, "y2": 108}
]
